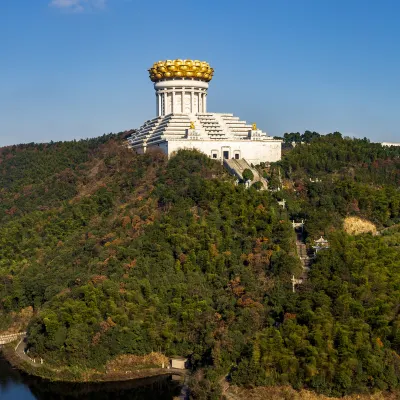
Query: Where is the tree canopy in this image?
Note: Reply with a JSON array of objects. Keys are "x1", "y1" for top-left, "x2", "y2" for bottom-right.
[{"x1": 0, "y1": 133, "x2": 399, "y2": 398}]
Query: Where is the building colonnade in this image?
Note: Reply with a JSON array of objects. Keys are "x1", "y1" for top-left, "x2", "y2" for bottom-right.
[{"x1": 154, "y1": 79, "x2": 209, "y2": 116}]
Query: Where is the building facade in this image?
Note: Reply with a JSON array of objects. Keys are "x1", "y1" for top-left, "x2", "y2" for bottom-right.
[
  {"x1": 128, "y1": 59, "x2": 282, "y2": 165},
  {"x1": 382, "y1": 142, "x2": 400, "y2": 147}
]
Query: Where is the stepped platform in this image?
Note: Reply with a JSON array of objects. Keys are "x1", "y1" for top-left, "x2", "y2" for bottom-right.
[{"x1": 127, "y1": 112, "x2": 282, "y2": 165}]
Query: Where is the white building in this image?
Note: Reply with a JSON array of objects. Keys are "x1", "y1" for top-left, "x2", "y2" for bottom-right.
[
  {"x1": 128, "y1": 59, "x2": 282, "y2": 165},
  {"x1": 382, "y1": 142, "x2": 400, "y2": 147},
  {"x1": 170, "y1": 357, "x2": 188, "y2": 370}
]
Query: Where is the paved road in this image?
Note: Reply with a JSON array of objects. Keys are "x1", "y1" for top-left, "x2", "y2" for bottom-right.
[{"x1": 15, "y1": 336, "x2": 42, "y2": 367}]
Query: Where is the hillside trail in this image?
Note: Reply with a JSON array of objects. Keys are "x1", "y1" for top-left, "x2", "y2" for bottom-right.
[
  {"x1": 15, "y1": 335, "x2": 42, "y2": 367},
  {"x1": 296, "y1": 229, "x2": 311, "y2": 280},
  {"x1": 292, "y1": 224, "x2": 315, "y2": 291},
  {"x1": 379, "y1": 222, "x2": 400, "y2": 234},
  {"x1": 224, "y1": 159, "x2": 268, "y2": 189},
  {"x1": 220, "y1": 377, "x2": 241, "y2": 400}
]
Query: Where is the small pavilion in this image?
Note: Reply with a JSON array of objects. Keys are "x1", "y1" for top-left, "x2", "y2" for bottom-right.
[{"x1": 312, "y1": 236, "x2": 329, "y2": 253}]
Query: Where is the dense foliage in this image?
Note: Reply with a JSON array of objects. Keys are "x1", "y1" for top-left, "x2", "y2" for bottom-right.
[
  {"x1": 230, "y1": 134, "x2": 400, "y2": 396},
  {"x1": 0, "y1": 139, "x2": 298, "y2": 374},
  {"x1": 273, "y1": 134, "x2": 400, "y2": 238},
  {"x1": 1, "y1": 133, "x2": 400, "y2": 398}
]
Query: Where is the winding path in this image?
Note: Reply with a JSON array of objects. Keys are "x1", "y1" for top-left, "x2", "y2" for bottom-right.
[{"x1": 14, "y1": 335, "x2": 42, "y2": 367}]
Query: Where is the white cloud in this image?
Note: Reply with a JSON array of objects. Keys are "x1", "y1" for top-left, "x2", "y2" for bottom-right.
[{"x1": 49, "y1": 0, "x2": 107, "y2": 13}]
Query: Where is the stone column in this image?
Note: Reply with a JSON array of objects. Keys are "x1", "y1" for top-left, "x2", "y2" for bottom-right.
[
  {"x1": 154, "y1": 80, "x2": 209, "y2": 115},
  {"x1": 195, "y1": 92, "x2": 199, "y2": 113},
  {"x1": 181, "y1": 91, "x2": 184, "y2": 113}
]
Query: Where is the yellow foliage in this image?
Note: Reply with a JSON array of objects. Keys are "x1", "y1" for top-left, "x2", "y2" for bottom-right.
[
  {"x1": 106, "y1": 352, "x2": 169, "y2": 372},
  {"x1": 227, "y1": 385, "x2": 398, "y2": 400},
  {"x1": 121, "y1": 215, "x2": 131, "y2": 228},
  {"x1": 209, "y1": 244, "x2": 219, "y2": 257},
  {"x1": 0, "y1": 306, "x2": 33, "y2": 334},
  {"x1": 109, "y1": 238, "x2": 123, "y2": 247},
  {"x1": 343, "y1": 217, "x2": 377, "y2": 236}
]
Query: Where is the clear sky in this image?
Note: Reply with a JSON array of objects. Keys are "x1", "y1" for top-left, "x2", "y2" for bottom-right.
[{"x1": 1, "y1": 0, "x2": 400, "y2": 146}]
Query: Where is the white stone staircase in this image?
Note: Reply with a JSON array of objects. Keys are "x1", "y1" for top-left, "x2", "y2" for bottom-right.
[
  {"x1": 127, "y1": 112, "x2": 277, "y2": 154},
  {"x1": 224, "y1": 158, "x2": 268, "y2": 189},
  {"x1": 128, "y1": 116, "x2": 163, "y2": 148},
  {"x1": 196, "y1": 113, "x2": 225, "y2": 138},
  {"x1": 219, "y1": 113, "x2": 253, "y2": 139},
  {"x1": 147, "y1": 114, "x2": 190, "y2": 145}
]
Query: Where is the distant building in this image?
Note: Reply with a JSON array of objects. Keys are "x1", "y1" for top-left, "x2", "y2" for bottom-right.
[
  {"x1": 382, "y1": 142, "x2": 400, "y2": 147},
  {"x1": 127, "y1": 59, "x2": 282, "y2": 165},
  {"x1": 312, "y1": 236, "x2": 329, "y2": 253},
  {"x1": 170, "y1": 357, "x2": 188, "y2": 370}
]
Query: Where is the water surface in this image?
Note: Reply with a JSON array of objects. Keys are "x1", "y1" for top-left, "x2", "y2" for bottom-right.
[{"x1": 0, "y1": 355, "x2": 181, "y2": 400}]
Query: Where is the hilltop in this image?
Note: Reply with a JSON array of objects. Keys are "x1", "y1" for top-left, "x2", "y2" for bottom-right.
[{"x1": 0, "y1": 133, "x2": 400, "y2": 399}]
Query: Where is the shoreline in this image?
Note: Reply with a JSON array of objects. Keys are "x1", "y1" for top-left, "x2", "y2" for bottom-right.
[{"x1": 1, "y1": 344, "x2": 186, "y2": 384}]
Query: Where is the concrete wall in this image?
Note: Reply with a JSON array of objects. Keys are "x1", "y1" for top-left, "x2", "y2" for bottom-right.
[
  {"x1": 171, "y1": 359, "x2": 187, "y2": 369},
  {"x1": 148, "y1": 139, "x2": 281, "y2": 165},
  {"x1": 0, "y1": 332, "x2": 25, "y2": 345}
]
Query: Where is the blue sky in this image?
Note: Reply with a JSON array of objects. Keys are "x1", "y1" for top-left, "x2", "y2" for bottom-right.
[{"x1": 1, "y1": 0, "x2": 399, "y2": 146}]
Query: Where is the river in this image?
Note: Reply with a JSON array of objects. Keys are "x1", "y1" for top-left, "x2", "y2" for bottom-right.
[{"x1": 0, "y1": 355, "x2": 182, "y2": 399}]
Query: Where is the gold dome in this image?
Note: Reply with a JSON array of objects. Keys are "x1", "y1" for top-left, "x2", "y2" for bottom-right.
[{"x1": 149, "y1": 59, "x2": 214, "y2": 82}]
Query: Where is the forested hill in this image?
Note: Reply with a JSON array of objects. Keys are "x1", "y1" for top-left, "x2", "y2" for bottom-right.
[
  {"x1": 0, "y1": 135, "x2": 299, "y2": 390},
  {"x1": 0, "y1": 135, "x2": 116, "y2": 224},
  {"x1": 0, "y1": 133, "x2": 400, "y2": 398},
  {"x1": 273, "y1": 133, "x2": 400, "y2": 238}
]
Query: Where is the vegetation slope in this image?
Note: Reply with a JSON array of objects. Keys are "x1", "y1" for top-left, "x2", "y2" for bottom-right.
[{"x1": 0, "y1": 133, "x2": 399, "y2": 399}]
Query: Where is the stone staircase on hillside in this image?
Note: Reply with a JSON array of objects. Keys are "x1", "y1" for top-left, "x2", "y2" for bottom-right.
[
  {"x1": 292, "y1": 226, "x2": 316, "y2": 292},
  {"x1": 296, "y1": 240, "x2": 311, "y2": 280},
  {"x1": 224, "y1": 158, "x2": 268, "y2": 190}
]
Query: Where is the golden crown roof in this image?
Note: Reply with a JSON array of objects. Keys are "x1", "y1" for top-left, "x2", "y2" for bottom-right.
[{"x1": 149, "y1": 59, "x2": 214, "y2": 82}]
